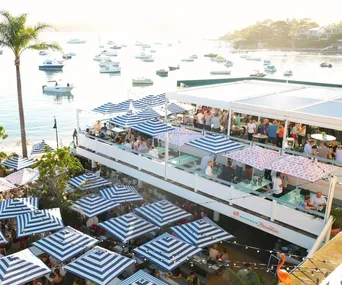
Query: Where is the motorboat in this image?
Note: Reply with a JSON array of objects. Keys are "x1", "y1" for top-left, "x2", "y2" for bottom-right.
[
  {"x1": 100, "y1": 66, "x2": 121, "y2": 73},
  {"x1": 150, "y1": 49, "x2": 156, "y2": 53},
  {"x1": 169, "y1": 65, "x2": 180, "y2": 71},
  {"x1": 211, "y1": 56, "x2": 226, "y2": 63},
  {"x1": 132, "y1": 78, "x2": 153, "y2": 85},
  {"x1": 250, "y1": 70, "x2": 266, "y2": 77},
  {"x1": 210, "y1": 70, "x2": 231, "y2": 75},
  {"x1": 102, "y1": 50, "x2": 117, "y2": 57},
  {"x1": 94, "y1": 54, "x2": 105, "y2": 61},
  {"x1": 156, "y1": 69, "x2": 169, "y2": 77},
  {"x1": 135, "y1": 41, "x2": 143, "y2": 46},
  {"x1": 0, "y1": 50, "x2": 3, "y2": 55},
  {"x1": 68, "y1": 52, "x2": 76, "y2": 56},
  {"x1": 264, "y1": 65, "x2": 277, "y2": 72},
  {"x1": 181, "y1": 58, "x2": 194, "y2": 62},
  {"x1": 110, "y1": 45, "x2": 122, "y2": 50},
  {"x1": 246, "y1": 56, "x2": 262, "y2": 61},
  {"x1": 62, "y1": 54, "x2": 72, "y2": 59},
  {"x1": 42, "y1": 81, "x2": 73, "y2": 93},
  {"x1": 107, "y1": 41, "x2": 115, "y2": 45},
  {"x1": 320, "y1": 62, "x2": 332, "y2": 68},
  {"x1": 39, "y1": 50, "x2": 48, "y2": 56},
  {"x1": 284, "y1": 70, "x2": 293, "y2": 76},
  {"x1": 225, "y1": 60, "x2": 233, "y2": 67},
  {"x1": 204, "y1": 53, "x2": 218, "y2": 58},
  {"x1": 143, "y1": 44, "x2": 151, "y2": 48},
  {"x1": 264, "y1": 59, "x2": 271, "y2": 65},
  {"x1": 39, "y1": 59, "x2": 64, "y2": 71},
  {"x1": 99, "y1": 60, "x2": 120, "y2": 68},
  {"x1": 67, "y1": 38, "x2": 86, "y2": 44},
  {"x1": 135, "y1": 52, "x2": 151, "y2": 59},
  {"x1": 190, "y1": 54, "x2": 198, "y2": 59},
  {"x1": 143, "y1": 58, "x2": 154, "y2": 62}
]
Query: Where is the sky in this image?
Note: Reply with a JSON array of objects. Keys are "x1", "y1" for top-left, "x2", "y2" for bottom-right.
[{"x1": 1, "y1": 0, "x2": 341, "y2": 38}]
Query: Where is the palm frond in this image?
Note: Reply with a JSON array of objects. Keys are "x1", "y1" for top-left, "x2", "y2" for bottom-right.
[
  {"x1": 227, "y1": 269, "x2": 248, "y2": 285},
  {"x1": 33, "y1": 22, "x2": 56, "y2": 33},
  {"x1": 21, "y1": 41, "x2": 62, "y2": 54}
]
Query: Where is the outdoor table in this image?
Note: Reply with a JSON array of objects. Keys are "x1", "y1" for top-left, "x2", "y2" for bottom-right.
[
  {"x1": 156, "y1": 146, "x2": 165, "y2": 154},
  {"x1": 110, "y1": 127, "x2": 126, "y2": 134},
  {"x1": 253, "y1": 133, "x2": 268, "y2": 140},
  {"x1": 236, "y1": 178, "x2": 271, "y2": 192},
  {"x1": 278, "y1": 188, "x2": 315, "y2": 205},
  {"x1": 187, "y1": 255, "x2": 221, "y2": 278},
  {"x1": 168, "y1": 154, "x2": 199, "y2": 166},
  {"x1": 311, "y1": 134, "x2": 336, "y2": 141}
]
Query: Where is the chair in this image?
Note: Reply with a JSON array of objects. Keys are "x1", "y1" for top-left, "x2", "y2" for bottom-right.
[{"x1": 286, "y1": 138, "x2": 294, "y2": 149}]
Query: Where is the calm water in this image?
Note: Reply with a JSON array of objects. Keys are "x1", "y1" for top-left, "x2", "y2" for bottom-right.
[{"x1": 0, "y1": 32, "x2": 342, "y2": 152}]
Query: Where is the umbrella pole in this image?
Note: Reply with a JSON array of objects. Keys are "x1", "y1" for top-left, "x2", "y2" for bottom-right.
[
  {"x1": 281, "y1": 119, "x2": 288, "y2": 152},
  {"x1": 164, "y1": 100, "x2": 169, "y2": 180},
  {"x1": 227, "y1": 109, "x2": 232, "y2": 137}
]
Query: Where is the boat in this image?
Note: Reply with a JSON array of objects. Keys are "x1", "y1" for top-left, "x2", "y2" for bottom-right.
[
  {"x1": 94, "y1": 54, "x2": 105, "y2": 61},
  {"x1": 102, "y1": 50, "x2": 117, "y2": 57},
  {"x1": 240, "y1": 55, "x2": 248, "y2": 58},
  {"x1": 68, "y1": 52, "x2": 76, "y2": 56},
  {"x1": 143, "y1": 58, "x2": 154, "y2": 62},
  {"x1": 264, "y1": 65, "x2": 277, "y2": 73},
  {"x1": 225, "y1": 60, "x2": 233, "y2": 67},
  {"x1": 121, "y1": 44, "x2": 127, "y2": 48},
  {"x1": 42, "y1": 81, "x2": 73, "y2": 93},
  {"x1": 150, "y1": 49, "x2": 156, "y2": 53},
  {"x1": 246, "y1": 56, "x2": 262, "y2": 61},
  {"x1": 204, "y1": 53, "x2": 218, "y2": 58},
  {"x1": 190, "y1": 55, "x2": 198, "y2": 59},
  {"x1": 181, "y1": 58, "x2": 194, "y2": 62},
  {"x1": 211, "y1": 56, "x2": 226, "y2": 63},
  {"x1": 284, "y1": 70, "x2": 293, "y2": 76},
  {"x1": 143, "y1": 44, "x2": 151, "y2": 48},
  {"x1": 39, "y1": 50, "x2": 48, "y2": 56},
  {"x1": 62, "y1": 54, "x2": 72, "y2": 59},
  {"x1": 210, "y1": 70, "x2": 231, "y2": 75},
  {"x1": 168, "y1": 43, "x2": 172, "y2": 47},
  {"x1": 250, "y1": 70, "x2": 266, "y2": 77},
  {"x1": 135, "y1": 53, "x2": 151, "y2": 59},
  {"x1": 320, "y1": 62, "x2": 332, "y2": 68},
  {"x1": 110, "y1": 45, "x2": 122, "y2": 50},
  {"x1": 156, "y1": 69, "x2": 169, "y2": 77},
  {"x1": 169, "y1": 65, "x2": 180, "y2": 71},
  {"x1": 100, "y1": 66, "x2": 121, "y2": 73},
  {"x1": 264, "y1": 59, "x2": 271, "y2": 65},
  {"x1": 99, "y1": 60, "x2": 120, "y2": 67},
  {"x1": 99, "y1": 45, "x2": 105, "y2": 49},
  {"x1": 135, "y1": 41, "x2": 143, "y2": 46},
  {"x1": 0, "y1": 50, "x2": 3, "y2": 55},
  {"x1": 67, "y1": 38, "x2": 86, "y2": 44},
  {"x1": 107, "y1": 41, "x2": 115, "y2": 45},
  {"x1": 39, "y1": 59, "x2": 64, "y2": 71},
  {"x1": 132, "y1": 78, "x2": 153, "y2": 85}
]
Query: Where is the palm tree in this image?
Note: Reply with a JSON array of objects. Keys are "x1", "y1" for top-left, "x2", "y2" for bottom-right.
[{"x1": 0, "y1": 10, "x2": 60, "y2": 157}]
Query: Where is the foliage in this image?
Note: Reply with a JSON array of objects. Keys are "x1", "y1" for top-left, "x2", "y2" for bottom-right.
[
  {"x1": 226, "y1": 269, "x2": 272, "y2": 285},
  {"x1": 331, "y1": 207, "x2": 342, "y2": 229},
  {"x1": 0, "y1": 126, "x2": 8, "y2": 171}
]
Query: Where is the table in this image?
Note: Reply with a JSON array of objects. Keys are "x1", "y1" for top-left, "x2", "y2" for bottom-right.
[
  {"x1": 110, "y1": 127, "x2": 126, "y2": 133},
  {"x1": 253, "y1": 133, "x2": 268, "y2": 139},
  {"x1": 311, "y1": 134, "x2": 336, "y2": 141},
  {"x1": 168, "y1": 155, "x2": 199, "y2": 166},
  {"x1": 189, "y1": 256, "x2": 221, "y2": 278},
  {"x1": 278, "y1": 188, "x2": 315, "y2": 204},
  {"x1": 156, "y1": 147, "x2": 165, "y2": 154},
  {"x1": 236, "y1": 178, "x2": 271, "y2": 192}
]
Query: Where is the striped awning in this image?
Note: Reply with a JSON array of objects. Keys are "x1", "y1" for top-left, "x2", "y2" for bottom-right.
[
  {"x1": 135, "y1": 94, "x2": 166, "y2": 108},
  {"x1": 132, "y1": 119, "x2": 174, "y2": 137},
  {"x1": 137, "y1": 108, "x2": 163, "y2": 120},
  {"x1": 92, "y1": 100, "x2": 132, "y2": 114},
  {"x1": 168, "y1": 103, "x2": 186, "y2": 114},
  {"x1": 0, "y1": 198, "x2": 39, "y2": 219},
  {"x1": 186, "y1": 134, "x2": 242, "y2": 154},
  {"x1": 0, "y1": 231, "x2": 6, "y2": 245},
  {"x1": 109, "y1": 113, "x2": 146, "y2": 128},
  {"x1": 134, "y1": 233, "x2": 201, "y2": 272},
  {"x1": 134, "y1": 200, "x2": 192, "y2": 227},
  {"x1": 72, "y1": 195, "x2": 120, "y2": 218},
  {"x1": 64, "y1": 246, "x2": 135, "y2": 285},
  {"x1": 1, "y1": 156, "x2": 35, "y2": 170},
  {"x1": 30, "y1": 140, "x2": 54, "y2": 155},
  {"x1": 154, "y1": 127, "x2": 203, "y2": 146},
  {"x1": 171, "y1": 217, "x2": 234, "y2": 248},
  {"x1": 0, "y1": 249, "x2": 50, "y2": 285},
  {"x1": 118, "y1": 269, "x2": 168, "y2": 285},
  {"x1": 5, "y1": 168, "x2": 39, "y2": 186},
  {"x1": 100, "y1": 185, "x2": 143, "y2": 203},
  {"x1": 98, "y1": 213, "x2": 159, "y2": 243},
  {"x1": 69, "y1": 173, "x2": 112, "y2": 191},
  {"x1": 0, "y1": 178, "x2": 17, "y2": 192},
  {"x1": 16, "y1": 208, "x2": 64, "y2": 238},
  {"x1": 32, "y1": 226, "x2": 99, "y2": 262}
]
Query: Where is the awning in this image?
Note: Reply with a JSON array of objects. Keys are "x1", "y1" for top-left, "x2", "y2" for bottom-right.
[
  {"x1": 167, "y1": 102, "x2": 186, "y2": 114},
  {"x1": 118, "y1": 269, "x2": 168, "y2": 285},
  {"x1": 0, "y1": 178, "x2": 17, "y2": 192},
  {"x1": 5, "y1": 168, "x2": 39, "y2": 186},
  {"x1": 30, "y1": 140, "x2": 54, "y2": 155},
  {"x1": 100, "y1": 185, "x2": 143, "y2": 203},
  {"x1": 137, "y1": 108, "x2": 163, "y2": 120},
  {"x1": 132, "y1": 119, "x2": 174, "y2": 137},
  {"x1": 154, "y1": 127, "x2": 203, "y2": 146},
  {"x1": 1, "y1": 156, "x2": 35, "y2": 170},
  {"x1": 69, "y1": 173, "x2": 112, "y2": 191},
  {"x1": 109, "y1": 113, "x2": 146, "y2": 129},
  {"x1": 0, "y1": 197, "x2": 39, "y2": 219}
]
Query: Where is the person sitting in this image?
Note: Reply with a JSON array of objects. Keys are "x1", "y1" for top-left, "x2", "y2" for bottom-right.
[
  {"x1": 272, "y1": 172, "x2": 283, "y2": 198},
  {"x1": 169, "y1": 266, "x2": 183, "y2": 279},
  {"x1": 218, "y1": 159, "x2": 235, "y2": 182},
  {"x1": 317, "y1": 142, "x2": 330, "y2": 159},
  {"x1": 124, "y1": 139, "x2": 132, "y2": 149},
  {"x1": 209, "y1": 244, "x2": 220, "y2": 259},
  {"x1": 52, "y1": 268, "x2": 63, "y2": 284},
  {"x1": 299, "y1": 195, "x2": 315, "y2": 211},
  {"x1": 237, "y1": 263, "x2": 251, "y2": 281},
  {"x1": 310, "y1": 192, "x2": 326, "y2": 211},
  {"x1": 200, "y1": 155, "x2": 213, "y2": 171},
  {"x1": 100, "y1": 122, "x2": 108, "y2": 134},
  {"x1": 148, "y1": 146, "x2": 159, "y2": 158},
  {"x1": 138, "y1": 141, "x2": 149, "y2": 153},
  {"x1": 218, "y1": 248, "x2": 229, "y2": 263},
  {"x1": 304, "y1": 140, "x2": 316, "y2": 156},
  {"x1": 205, "y1": 161, "x2": 214, "y2": 177},
  {"x1": 186, "y1": 272, "x2": 200, "y2": 285}
]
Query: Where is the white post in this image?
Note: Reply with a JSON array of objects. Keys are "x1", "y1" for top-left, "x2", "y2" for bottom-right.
[
  {"x1": 164, "y1": 99, "x2": 169, "y2": 180},
  {"x1": 271, "y1": 199, "x2": 277, "y2": 221},
  {"x1": 227, "y1": 109, "x2": 232, "y2": 137},
  {"x1": 281, "y1": 119, "x2": 288, "y2": 152},
  {"x1": 76, "y1": 109, "x2": 80, "y2": 132},
  {"x1": 213, "y1": 211, "x2": 220, "y2": 222},
  {"x1": 324, "y1": 175, "x2": 337, "y2": 222}
]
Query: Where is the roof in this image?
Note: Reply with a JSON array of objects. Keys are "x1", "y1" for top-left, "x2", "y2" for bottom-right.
[{"x1": 166, "y1": 80, "x2": 342, "y2": 131}]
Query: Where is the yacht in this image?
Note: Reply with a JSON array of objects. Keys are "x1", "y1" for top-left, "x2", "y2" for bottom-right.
[
  {"x1": 132, "y1": 78, "x2": 153, "y2": 85},
  {"x1": 225, "y1": 60, "x2": 233, "y2": 67},
  {"x1": 99, "y1": 60, "x2": 120, "y2": 68},
  {"x1": 211, "y1": 56, "x2": 226, "y2": 63},
  {"x1": 68, "y1": 52, "x2": 76, "y2": 56},
  {"x1": 107, "y1": 41, "x2": 115, "y2": 45},
  {"x1": 62, "y1": 54, "x2": 72, "y2": 59},
  {"x1": 143, "y1": 58, "x2": 154, "y2": 62},
  {"x1": 94, "y1": 54, "x2": 105, "y2": 61},
  {"x1": 156, "y1": 69, "x2": 169, "y2": 77},
  {"x1": 39, "y1": 50, "x2": 48, "y2": 56},
  {"x1": 100, "y1": 66, "x2": 121, "y2": 73},
  {"x1": 190, "y1": 55, "x2": 198, "y2": 59},
  {"x1": 249, "y1": 70, "x2": 266, "y2": 77},
  {"x1": 135, "y1": 53, "x2": 151, "y2": 60},
  {"x1": 135, "y1": 41, "x2": 143, "y2": 46},
  {"x1": 210, "y1": 70, "x2": 231, "y2": 75},
  {"x1": 284, "y1": 70, "x2": 293, "y2": 77},
  {"x1": 264, "y1": 65, "x2": 277, "y2": 73},
  {"x1": 204, "y1": 53, "x2": 218, "y2": 58},
  {"x1": 150, "y1": 49, "x2": 156, "y2": 53},
  {"x1": 102, "y1": 50, "x2": 117, "y2": 57},
  {"x1": 181, "y1": 58, "x2": 194, "y2": 62},
  {"x1": 246, "y1": 56, "x2": 262, "y2": 61},
  {"x1": 39, "y1": 59, "x2": 64, "y2": 71},
  {"x1": 110, "y1": 45, "x2": 122, "y2": 50},
  {"x1": 320, "y1": 62, "x2": 332, "y2": 68},
  {"x1": 143, "y1": 44, "x2": 151, "y2": 48},
  {"x1": 67, "y1": 38, "x2": 86, "y2": 44},
  {"x1": 42, "y1": 81, "x2": 73, "y2": 93},
  {"x1": 121, "y1": 44, "x2": 127, "y2": 48},
  {"x1": 169, "y1": 65, "x2": 180, "y2": 71}
]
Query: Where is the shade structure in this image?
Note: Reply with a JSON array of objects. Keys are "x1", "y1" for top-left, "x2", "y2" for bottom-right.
[
  {"x1": 64, "y1": 246, "x2": 135, "y2": 285},
  {"x1": 0, "y1": 248, "x2": 50, "y2": 285},
  {"x1": 269, "y1": 155, "x2": 337, "y2": 182},
  {"x1": 1, "y1": 156, "x2": 35, "y2": 170},
  {"x1": 168, "y1": 102, "x2": 186, "y2": 114},
  {"x1": 109, "y1": 113, "x2": 146, "y2": 128},
  {"x1": 154, "y1": 127, "x2": 203, "y2": 146},
  {"x1": 186, "y1": 134, "x2": 242, "y2": 154},
  {"x1": 226, "y1": 145, "x2": 281, "y2": 170},
  {"x1": 134, "y1": 233, "x2": 201, "y2": 272},
  {"x1": 98, "y1": 213, "x2": 159, "y2": 243},
  {"x1": 5, "y1": 168, "x2": 39, "y2": 186},
  {"x1": 0, "y1": 197, "x2": 39, "y2": 219},
  {"x1": 0, "y1": 178, "x2": 16, "y2": 192},
  {"x1": 69, "y1": 172, "x2": 112, "y2": 191},
  {"x1": 135, "y1": 94, "x2": 166, "y2": 108},
  {"x1": 118, "y1": 269, "x2": 168, "y2": 285},
  {"x1": 171, "y1": 217, "x2": 234, "y2": 248},
  {"x1": 137, "y1": 108, "x2": 163, "y2": 120},
  {"x1": 134, "y1": 200, "x2": 192, "y2": 227},
  {"x1": 100, "y1": 185, "x2": 143, "y2": 203},
  {"x1": 16, "y1": 208, "x2": 64, "y2": 238},
  {"x1": 92, "y1": 102, "x2": 126, "y2": 114},
  {"x1": 30, "y1": 140, "x2": 54, "y2": 155},
  {"x1": 0, "y1": 231, "x2": 6, "y2": 245},
  {"x1": 132, "y1": 119, "x2": 174, "y2": 137},
  {"x1": 32, "y1": 226, "x2": 99, "y2": 262},
  {"x1": 72, "y1": 195, "x2": 119, "y2": 218}
]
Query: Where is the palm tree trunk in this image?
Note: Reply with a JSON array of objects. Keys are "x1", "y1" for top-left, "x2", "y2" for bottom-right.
[{"x1": 15, "y1": 56, "x2": 28, "y2": 157}]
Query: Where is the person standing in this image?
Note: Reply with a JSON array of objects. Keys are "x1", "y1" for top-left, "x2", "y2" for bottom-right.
[
  {"x1": 211, "y1": 112, "x2": 221, "y2": 133},
  {"x1": 272, "y1": 172, "x2": 283, "y2": 198},
  {"x1": 277, "y1": 123, "x2": 284, "y2": 148},
  {"x1": 298, "y1": 124, "x2": 306, "y2": 146},
  {"x1": 197, "y1": 110, "x2": 205, "y2": 129},
  {"x1": 204, "y1": 111, "x2": 212, "y2": 131},
  {"x1": 267, "y1": 120, "x2": 278, "y2": 145},
  {"x1": 246, "y1": 118, "x2": 256, "y2": 141}
]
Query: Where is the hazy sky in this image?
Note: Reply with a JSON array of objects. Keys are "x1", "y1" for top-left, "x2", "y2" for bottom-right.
[{"x1": 1, "y1": 0, "x2": 341, "y2": 37}]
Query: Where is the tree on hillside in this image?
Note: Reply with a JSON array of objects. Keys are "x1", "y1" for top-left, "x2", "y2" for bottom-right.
[{"x1": 0, "y1": 11, "x2": 61, "y2": 157}]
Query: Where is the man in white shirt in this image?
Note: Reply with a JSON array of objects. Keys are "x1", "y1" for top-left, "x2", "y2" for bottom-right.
[
  {"x1": 304, "y1": 140, "x2": 315, "y2": 156},
  {"x1": 310, "y1": 192, "x2": 326, "y2": 211},
  {"x1": 205, "y1": 161, "x2": 214, "y2": 176},
  {"x1": 200, "y1": 155, "x2": 213, "y2": 171},
  {"x1": 272, "y1": 172, "x2": 283, "y2": 198},
  {"x1": 197, "y1": 111, "x2": 205, "y2": 129},
  {"x1": 148, "y1": 146, "x2": 159, "y2": 158},
  {"x1": 246, "y1": 118, "x2": 256, "y2": 141}
]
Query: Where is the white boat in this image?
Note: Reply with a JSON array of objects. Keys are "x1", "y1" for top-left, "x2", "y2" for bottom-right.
[
  {"x1": 240, "y1": 54, "x2": 248, "y2": 58},
  {"x1": 99, "y1": 45, "x2": 105, "y2": 49},
  {"x1": 181, "y1": 58, "x2": 194, "y2": 62},
  {"x1": 264, "y1": 65, "x2": 277, "y2": 72},
  {"x1": 135, "y1": 41, "x2": 143, "y2": 46},
  {"x1": 94, "y1": 54, "x2": 104, "y2": 61},
  {"x1": 121, "y1": 44, "x2": 127, "y2": 48},
  {"x1": 135, "y1": 53, "x2": 151, "y2": 59},
  {"x1": 68, "y1": 52, "x2": 76, "y2": 56},
  {"x1": 132, "y1": 78, "x2": 153, "y2": 85},
  {"x1": 284, "y1": 70, "x2": 293, "y2": 76},
  {"x1": 264, "y1": 59, "x2": 271, "y2": 65},
  {"x1": 102, "y1": 50, "x2": 117, "y2": 57},
  {"x1": 210, "y1": 70, "x2": 231, "y2": 75},
  {"x1": 39, "y1": 50, "x2": 48, "y2": 56},
  {"x1": 107, "y1": 41, "x2": 115, "y2": 45},
  {"x1": 39, "y1": 59, "x2": 64, "y2": 71},
  {"x1": 0, "y1": 50, "x2": 3, "y2": 55},
  {"x1": 150, "y1": 49, "x2": 156, "y2": 53},
  {"x1": 246, "y1": 56, "x2": 262, "y2": 61},
  {"x1": 67, "y1": 38, "x2": 86, "y2": 44},
  {"x1": 100, "y1": 66, "x2": 121, "y2": 73},
  {"x1": 225, "y1": 60, "x2": 233, "y2": 67},
  {"x1": 211, "y1": 56, "x2": 226, "y2": 63},
  {"x1": 142, "y1": 44, "x2": 151, "y2": 48},
  {"x1": 168, "y1": 43, "x2": 172, "y2": 47},
  {"x1": 99, "y1": 60, "x2": 120, "y2": 67},
  {"x1": 143, "y1": 58, "x2": 154, "y2": 62},
  {"x1": 42, "y1": 81, "x2": 73, "y2": 93},
  {"x1": 190, "y1": 55, "x2": 198, "y2": 59}
]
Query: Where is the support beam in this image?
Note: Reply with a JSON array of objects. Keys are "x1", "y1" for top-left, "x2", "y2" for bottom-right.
[{"x1": 227, "y1": 109, "x2": 232, "y2": 137}]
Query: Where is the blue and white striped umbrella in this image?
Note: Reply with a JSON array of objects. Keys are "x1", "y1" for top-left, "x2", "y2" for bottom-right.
[
  {"x1": 32, "y1": 226, "x2": 99, "y2": 262},
  {"x1": 98, "y1": 213, "x2": 159, "y2": 243},
  {"x1": 154, "y1": 127, "x2": 203, "y2": 146},
  {"x1": 168, "y1": 103, "x2": 186, "y2": 114},
  {"x1": 109, "y1": 113, "x2": 146, "y2": 128},
  {"x1": 69, "y1": 173, "x2": 112, "y2": 191},
  {"x1": 5, "y1": 168, "x2": 39, "y2": 186},
  {"x1": 0, "y1": 197, "x2": 39, "y2": 219},
  {"x1": 118, "y1": 269, "x2": 168, "y2": 285},
  {"x1": 72, "y1": 195, "x2": 119, "y2": 218},
  {"x1": 132, "y1": 119, "x2": 174, "y2": 137},
  {"x1": 135, "y1": 94, "x2": 166, "y2": 108},
  {"x1": 92, "y1": 100, "x2": 132, "y2": 114},
  {"x1": 0, "y1": 231, "x2": 7, "y2": 245},
  {"x1": 64, "y1": 246, "x2": 135, "y2": 285},
  {"x1": 16, "y1": 208, "x2": 64, "y2": 238},
  {"x1": 1, "y1": 156, "x2": 35, "y2": 170},
  {"x1": 100, "y1": 185, "x2": 143, "y2": 203},
  {"x1": 0, "y1": 178, "x2": 16, "y2": 192},
  {"x1": 134, "y1": 200, "x2": 192, "y2": 227},
  {"x1": 30, "y1": 140, "x2": 54, "y2": 155},
  {"x1": 131, "y1": 100, "x2": 148, "y2": 110},
  {"x1": 0, "y1": 249, "x2": 50, "y2": 285},
  {"x1": 134, "y1": 233, "x2": 201, "y2": 272},
  {"x1": 171, "y1": 217, "x2": 234, "y2": 248},
  {"x1": 137, "y1": 108, "x2": 163, "y2": 120},
  {"x1": 186, "y1": 134, "x2": 242, "y2": 154}
]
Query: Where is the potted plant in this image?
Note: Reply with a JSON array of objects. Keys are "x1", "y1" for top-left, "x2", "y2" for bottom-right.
[
  {"x1": 331, "y1": 207, "x2": 342, "y2": 234},
  {"x1": 321, "y1": 131, "x2": 327, "y2": 140}
]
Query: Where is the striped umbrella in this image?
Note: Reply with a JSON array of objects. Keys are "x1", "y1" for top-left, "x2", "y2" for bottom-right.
[
  {"x1": 186, "y1": 134, "x2": 242, "y2": 154},
  {"x1": 100, "y1": 185, "x2": 143, "y2": 203},
  {"x1": 72, "y1": 195, "x2": 119, "y2": 218},
  {"x1": 168, "y1": 103, "x2": 186, "y2": 114},
  {"x1": 16, "y1": 208, "x2": 64, "y2": 238},
  {"x1": 32, "y1": 226, "x2": 99, "y2": 262},
  {"x1": 5, "y1": 168, "x2": 39, "y2": 186},
  {"x1": 131, "y1": 100, "x2": 148, "y2": 110},
  {"x1": 69, "y1": 173, "x2": 112, "y2": 191},
  {"x1": 0, "y1": 249, "x2": 50, "y2": 285},
  {"x1": 30, "y1": 140, "x2": 54, "y2": 155},
  {"x1": 64, "y1": 246, "x2": 135, "y2": 285},
  {"x1": 134, "y1": 200, "x2": 192, "y2": 227},
  {"x1": 118, "y1": 269, "x2": 168, "y2": 285},
  {"x1": 0, "y1": 231, "x2": 6, "y2": 245},
  {"x1": 134, "y1": 233, "x2": 201, "y2": 272},
  {"x1": 98, "y1": 213, "x2": 159, "y2": 243},
  {"x1": 154, "y1": 127, "x2": 203, "y2": 146},
  {"x1": 132, "y1": 119, "x2": 174, "y2": 137},
  {"x1": 109, "y1": 113, "x2": 146, "y2": 128},
  {"x1": 1, "y1": 156, "x2": 35, "y2": 170},
  {"x1": 135, "y1": 94, "x2": 166, "y2": 108},
  {"x1": 171, "y1": 217, "x2": 234, "y2": 248},
  {"x1": 0, "y1": 197, "x2": 39, "y2": 219},
  {"x1": 0, "y1": 178, "x2": 17, "y2": 192},
  {"x1": 92, "y1": 100, "x2": 132, "y2": 114},
  {"x1": 137, "y1": 108, "x2": 163, "y2": 120}
]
